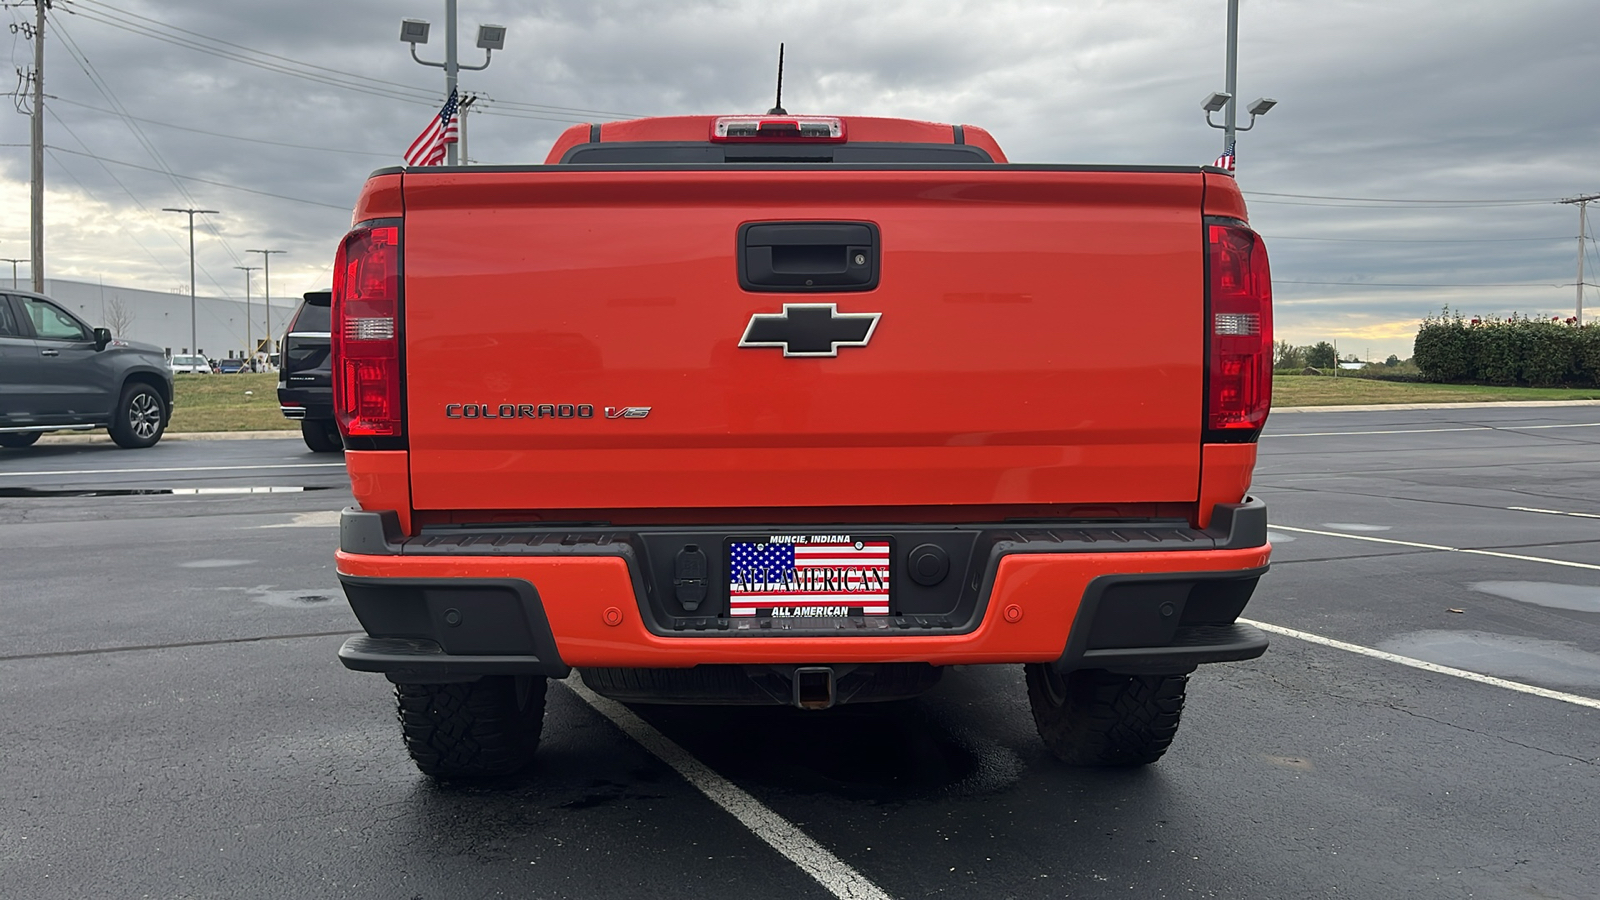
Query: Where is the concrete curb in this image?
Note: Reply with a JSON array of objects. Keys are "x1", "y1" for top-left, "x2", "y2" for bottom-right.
[{"x1": 1272, "y1": 400, "x2": 1600, "y2": 413}]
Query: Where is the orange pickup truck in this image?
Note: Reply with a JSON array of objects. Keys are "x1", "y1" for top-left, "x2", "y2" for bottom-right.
[{"x1": 332, "y1": 113, "x2": 1273, "y2": 778}]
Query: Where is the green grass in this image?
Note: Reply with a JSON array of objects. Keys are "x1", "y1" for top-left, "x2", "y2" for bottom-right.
[
  {"x1": 165, "y1": 371, "x2": 1600, "y2": 433},
  {"x1": 1272, "y1": 375, "x2": 1600, "y2": 406},
  {"x1": 170, "y1": 372, "x2": 297, "y2": 433}
]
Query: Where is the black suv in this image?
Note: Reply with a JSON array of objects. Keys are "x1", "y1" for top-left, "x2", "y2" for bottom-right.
[
  {"x1": 0, "y1": 290, "x2": 173, "y2": 449},
  {"x1": 278, "y1": 290, "x2": 340, "y2": 453}
]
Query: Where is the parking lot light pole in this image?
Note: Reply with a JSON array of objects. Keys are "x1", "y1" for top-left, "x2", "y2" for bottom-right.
[
  {"x1": 235, "y1": 265, "x2": 259, "y2": 366},
  {"x1": 246, "y1": 248, "x2": 284, "y2": 361},
  {"x1": 1202, "y1": 0, "x2": 1277, "y2": 169},
  {"x1": 401, "y1": 3, "x2": 506, "y2": 166},
  {"x1": 163, "y1": 207, "x2": 218, "y2": 356}
]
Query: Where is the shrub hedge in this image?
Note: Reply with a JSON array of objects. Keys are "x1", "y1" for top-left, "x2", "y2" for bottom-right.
[{"x1": 1414, "y1": 309, "x2": 1591, "y2": 386}]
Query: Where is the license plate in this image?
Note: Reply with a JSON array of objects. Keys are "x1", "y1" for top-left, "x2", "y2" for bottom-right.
[{"x1": 727, "y1": 535, "x2": 892, "y2": 618}]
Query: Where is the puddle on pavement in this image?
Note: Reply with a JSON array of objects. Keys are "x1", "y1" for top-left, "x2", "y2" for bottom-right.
[
  {"x1": 1265, "y1": 531, "x2": 1297, "y2": 543},
  {"x1": 179, "y1": 559, "x2": 256, "y2": 569},
  {"x1": 1469, "y1": 581, "x2": 1600, "y2": 614},
  {"x1": 1378, "y1": 630, "x2": 1600, "y2": 687},
  {"x1": 1321, "y1": 522, "x2": 1392, "y2": 532},
  {"x1": 244, "y1": 587, "x2": 342, "y2": 609}
]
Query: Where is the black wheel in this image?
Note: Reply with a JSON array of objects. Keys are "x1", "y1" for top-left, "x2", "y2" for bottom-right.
[
  {"x1": 108, "y1": 382, "x2": 167, "y2": 449},
  {"x1": 395, "y1": 676, "x2": 547, "y2": 778},
  {"x1": 301, "y1": 420, "x2": 343, "y2": 453},
  {"x1": 0, "y1": 432, "x2": 42, "y2": 448},
  {"x1": 1024, "y1": 665, "x2": 1187, "y2": 767}
]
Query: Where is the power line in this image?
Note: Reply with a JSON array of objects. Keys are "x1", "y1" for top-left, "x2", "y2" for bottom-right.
[
  {"x1": 50, "y1": 95, "x2": 394, "y2": 157},
  {"x1": 1248, "y1": 198, "x2": 1552, "y2": 209},
  {"x1": 46, "y1": 145, "x2": 351, "y2": 209},
  {"x1": 64, "y1": 0, "x2": 639, "y2": 121},
  {"x1": 48, "y1": 9, "x2": 241, "y2": 290}
]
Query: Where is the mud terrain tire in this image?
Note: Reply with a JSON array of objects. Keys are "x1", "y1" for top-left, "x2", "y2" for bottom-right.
[
  {"x1": 395, "y1": 676, "x2": 547, "y2": 778},
  {"x1": 1024, "y1": 664, "x2": 1187, "y2": 766}
]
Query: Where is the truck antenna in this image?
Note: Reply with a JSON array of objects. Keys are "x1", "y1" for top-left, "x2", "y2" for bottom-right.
[{"x1": 767, "y1": 43, "x2": 787, "y2": 115}]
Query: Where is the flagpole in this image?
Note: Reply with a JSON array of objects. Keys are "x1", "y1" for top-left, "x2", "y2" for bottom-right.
[
  {"x1": 445, "y1": 0, "x2": 458, "y2": 165},
  {"x1": 1223, "y1": 0, "x2": 1238, "y2": 156}
]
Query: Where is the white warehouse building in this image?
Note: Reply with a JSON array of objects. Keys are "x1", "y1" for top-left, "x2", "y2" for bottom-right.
[{"x1": 28, "y1": 278, "x2": 310, "y2": 360}]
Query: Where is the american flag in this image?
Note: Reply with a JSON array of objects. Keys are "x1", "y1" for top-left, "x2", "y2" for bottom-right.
[
  {"x1": 728, "y1": 538, "x2": 891, "y2": 617},
  {"x1": 1213, "y1": 140, "x2": 1236, "y2": 172},
  {"x1": 404, "y1": 89, "x2": 460, "y2": 166}
]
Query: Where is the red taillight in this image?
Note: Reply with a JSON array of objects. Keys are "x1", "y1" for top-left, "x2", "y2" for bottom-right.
[
  {"x1": 1207, "y1": 223, "x2": 1273, "y2": 436},
  {"x1": 332, "y1": 224, "x2": 402, "y2": 438}
]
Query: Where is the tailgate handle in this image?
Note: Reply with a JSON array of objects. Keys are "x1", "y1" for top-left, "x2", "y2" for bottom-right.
[{"x1": 738, "y1": 222, "x2": 879, "y2": 292}]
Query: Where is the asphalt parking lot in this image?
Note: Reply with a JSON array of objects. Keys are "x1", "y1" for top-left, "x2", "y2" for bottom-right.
[{"x1": 2, "y1": 405, "x2": 1598, "y2": 899}]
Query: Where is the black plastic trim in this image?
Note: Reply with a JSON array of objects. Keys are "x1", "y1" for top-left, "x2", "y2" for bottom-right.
[
  {"x1": 558, "y1": 140, "x2": 995, "y2": 165},
  {"x1": 337, "y1": 574, "x2": 570, "y2": 680},
  {"x1": 1052, "y1": 566, "x2": 1270, "y2": 675},
  {"x1": 589, "y1": 122, "x2": 601, "y2": 143},
  {"x1": 952, "y1": 124, "x2": 965, "y2": 145},
  {"x1": 338, "y1": 498, "x2": 1269, "y2": 642},
  {"x1": 339, "y1": 635, "x2": 563, "y2": 681}
]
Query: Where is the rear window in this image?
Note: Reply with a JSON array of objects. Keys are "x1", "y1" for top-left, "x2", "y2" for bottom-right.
[{"x1": 290, "y1": 296, "x2": 331, "y2": 334}]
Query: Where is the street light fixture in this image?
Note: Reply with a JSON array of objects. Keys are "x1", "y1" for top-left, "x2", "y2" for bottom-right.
[
  {"x1": 1246, "y1": 97, "x2": 1277, "y2": 117},
  {"x1": 1201, "y1": 91, "x2": 1232, "y2": 113},
  {"x1": 476, "y1": 24, "x2": 505, "y2": 50},
  {"x1": 402, "y1": 2, "x2": 505, "y2": 165},
  {"x1": 400, "y1": 19, "x2": 431, "y2": 44}
]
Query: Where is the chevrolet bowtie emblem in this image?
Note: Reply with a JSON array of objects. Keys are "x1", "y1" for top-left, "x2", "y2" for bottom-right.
[{"x1": 738, "y1": 303, "x2": 882, "y2": 358}]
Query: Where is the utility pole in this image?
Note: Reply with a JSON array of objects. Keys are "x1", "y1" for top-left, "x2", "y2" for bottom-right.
[
  {"x1": 246, "y1": 248, "x2": 285, "y2": 361},
  {"x1": 163, "y1": 207, "x2": 218, "y2": 355},
  {"x1": 235, "y1": 265, "x2": 259, "y2": 366},
  {"x1": 1559, "y1": 194, "x2": 1599, "y2": 325},
  {"x1": 401, "y1": 4, "x2": 504, "y2": 166},
  {"x1": 0, "y1": 258, "x2": 25, "y2": 289},
  {"x1": 27, "y1": 0, "x2": 48, "y2": 292},
  {"x1": 457, "y1": 93, "x2": 477, "y2": 164}
]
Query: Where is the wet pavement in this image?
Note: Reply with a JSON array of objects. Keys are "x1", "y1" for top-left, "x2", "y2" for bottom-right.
[{"x1": 2, "y1": 405, "x2": 1598, "y2": 898}]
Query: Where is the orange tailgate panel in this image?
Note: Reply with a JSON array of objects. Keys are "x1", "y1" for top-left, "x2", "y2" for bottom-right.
[{"x1": 398, "y1": 169, "x2": 1208, "y2": 514}]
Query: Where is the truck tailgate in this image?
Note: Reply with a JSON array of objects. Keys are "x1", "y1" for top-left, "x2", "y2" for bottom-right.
[{"x1": 400, "y1": 168, "x2": 1206, "y2": 513}]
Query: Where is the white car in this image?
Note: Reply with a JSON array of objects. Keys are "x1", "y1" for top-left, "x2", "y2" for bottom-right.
[{"x1": 169, "y1": 354, "x2": 212, "y2": 374}]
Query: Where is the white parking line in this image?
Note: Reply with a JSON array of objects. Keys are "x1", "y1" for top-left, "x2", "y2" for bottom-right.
[
  {"x1": 1242, "y1": 619, "x2": 1600, "y2": 711},
  {"x1": 0, "y1": 462, "x2": 346, "y2": 478},
  {"x1": 1507, "y1": 506, "x2": 1600, "y2": 520},
  {"x1": 563, "y1": 678, "x2": 894, "y2": 900},
  {"x1": 1270, "y1": 524, "x2": 1600, "y2": 572}
]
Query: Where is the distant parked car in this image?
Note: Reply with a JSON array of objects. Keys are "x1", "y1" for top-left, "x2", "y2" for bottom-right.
[
  {"x1": 169, "y1": 354, "x2": 211, "y2": 374},
  {"x1": 277, "y1": 290, "x2": 340, "y2": 453},
  {"x1": 0, "y1": 290, "x2": 173, "y2": 449},
  {"x1": 216, "y1": 357, "x2": 247, "y2": 374}
]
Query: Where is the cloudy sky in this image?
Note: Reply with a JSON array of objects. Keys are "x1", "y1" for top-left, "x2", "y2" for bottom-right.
[{"x1": 1, "y1": 0, "x2": 1595, "y2": 360}]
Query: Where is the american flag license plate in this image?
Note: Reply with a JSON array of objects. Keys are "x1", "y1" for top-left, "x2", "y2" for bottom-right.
[{"x1": 727, "y1": 535, "x2": 892, "y2": 618}]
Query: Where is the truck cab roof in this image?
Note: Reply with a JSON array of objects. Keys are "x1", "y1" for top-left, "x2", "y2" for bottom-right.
[{"x1": 543, "y1": 114, "x2": 1009, "y2": 165}]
